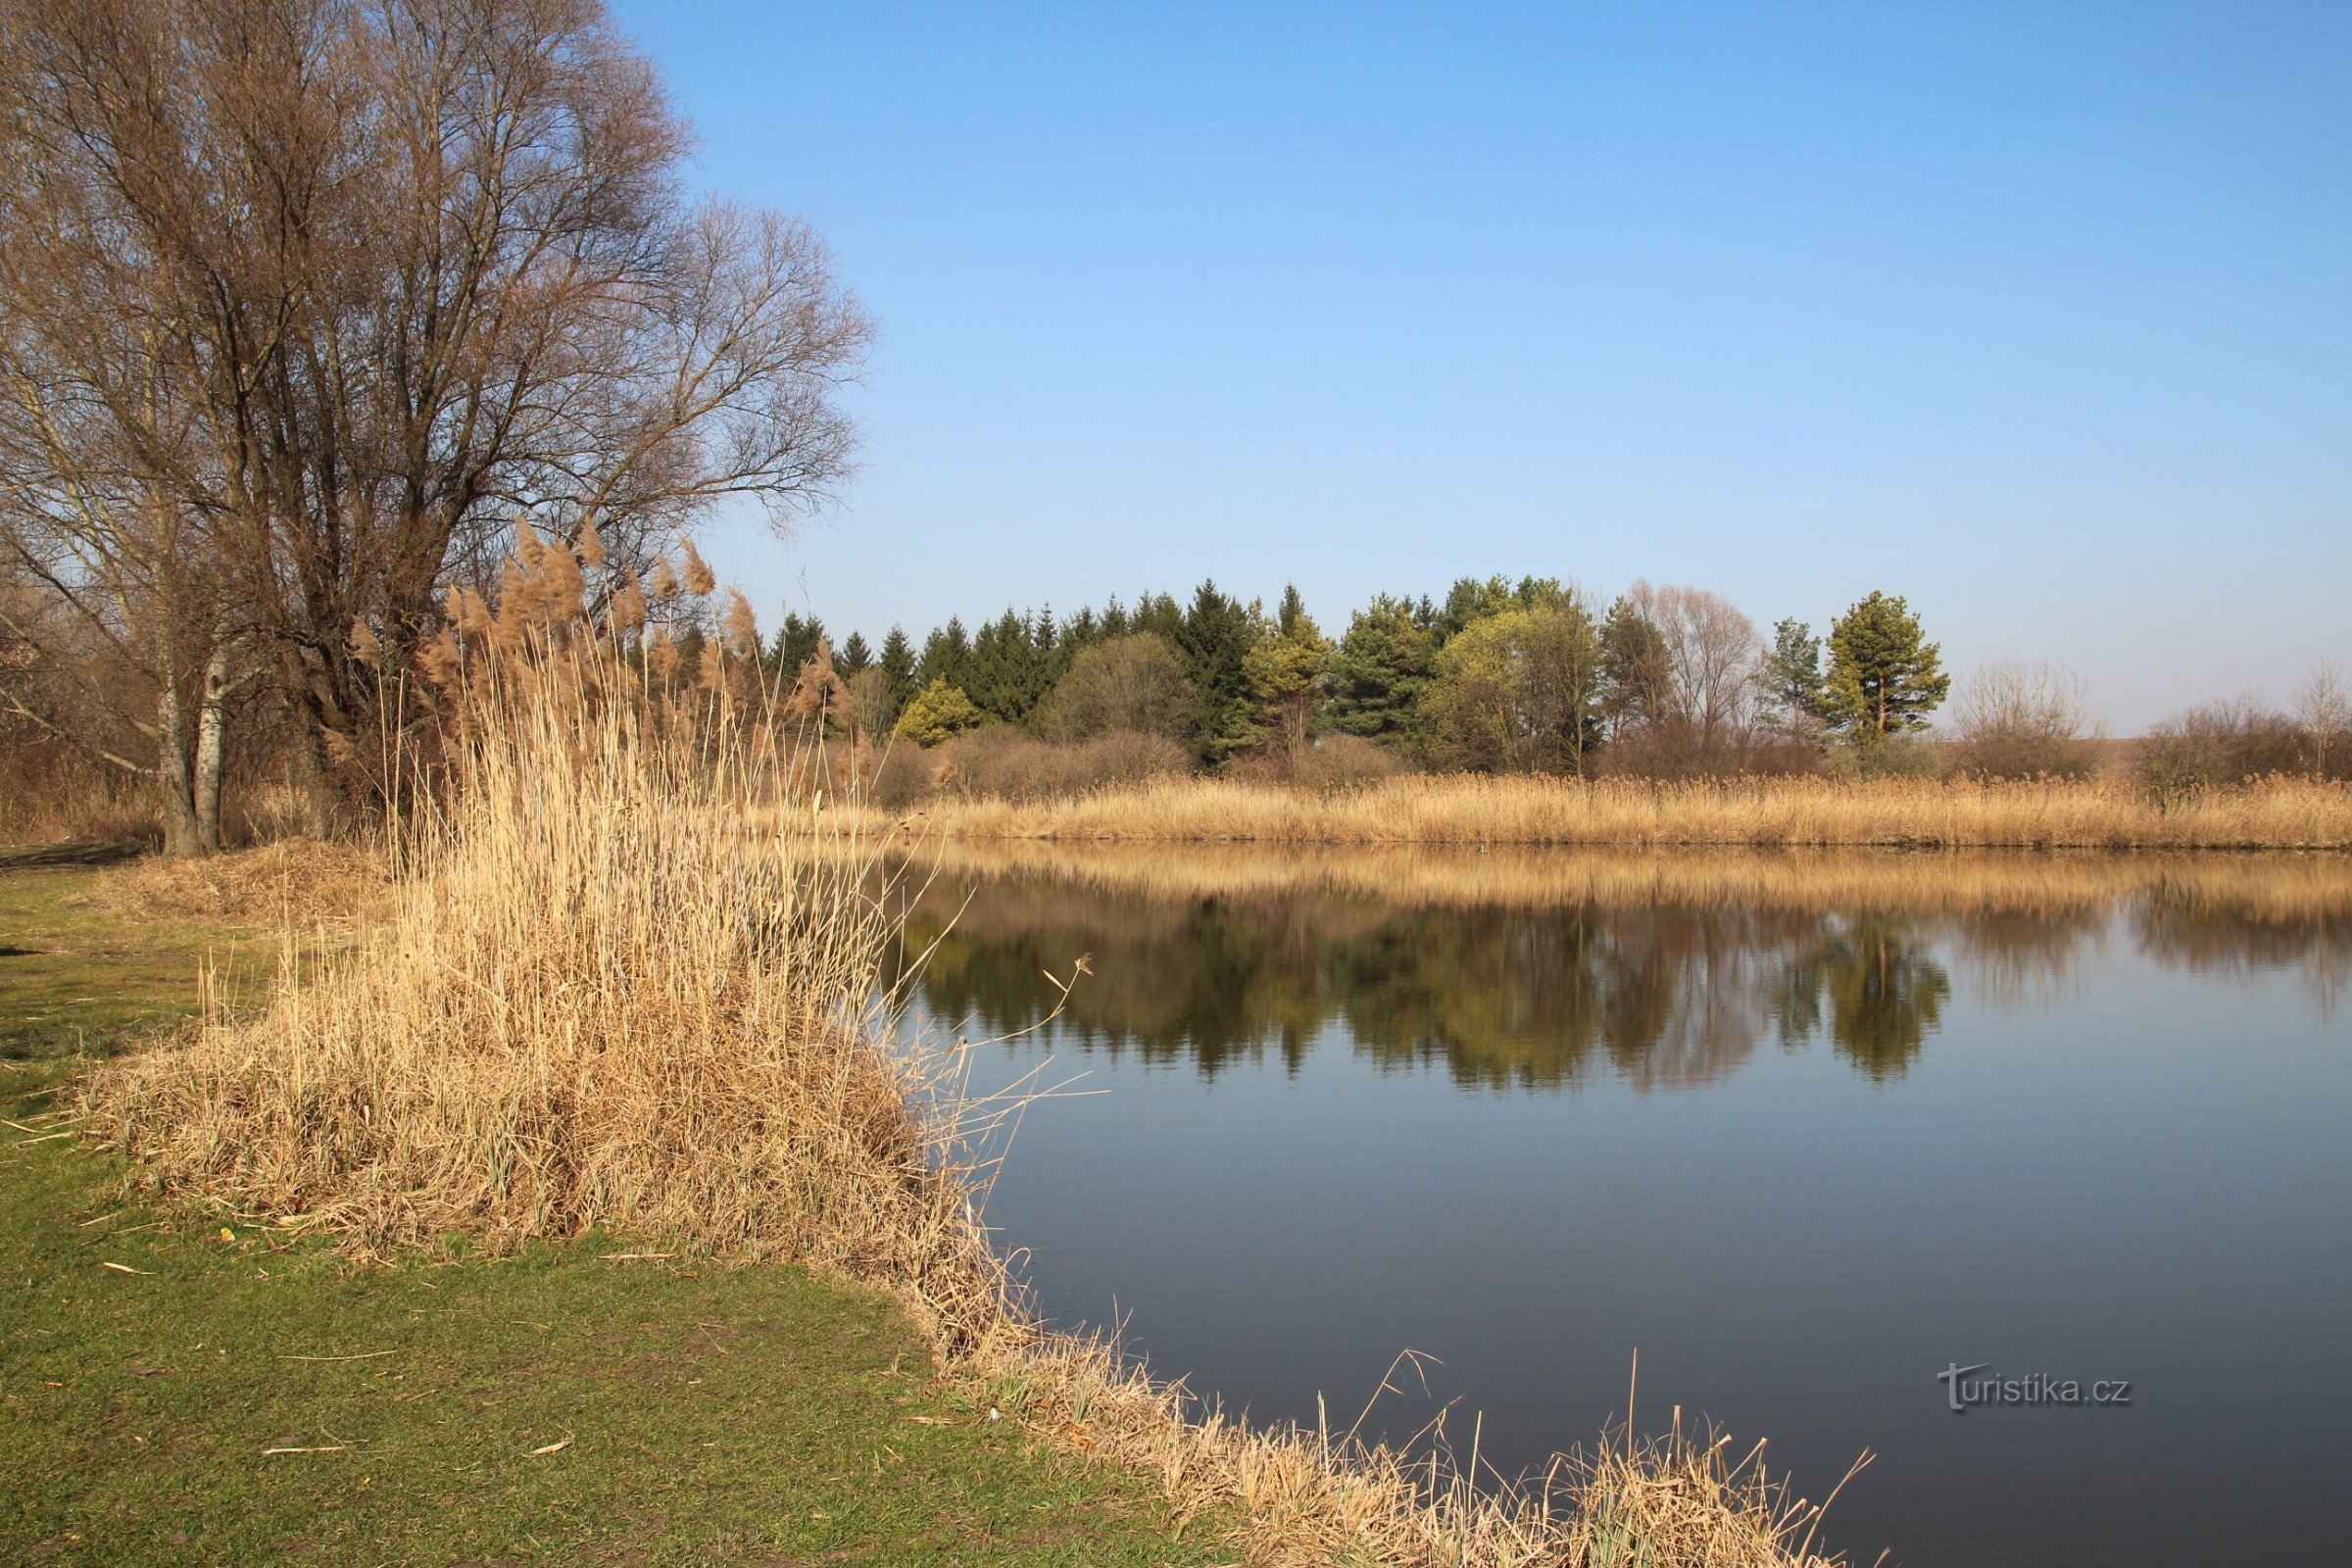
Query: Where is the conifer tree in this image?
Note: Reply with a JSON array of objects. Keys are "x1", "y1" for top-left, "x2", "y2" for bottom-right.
[
  {"x1": 835, "y1": 630, "x2": 873, "y2": 675},
  {"x1": 1173, "y1": 581, "x2": 1261, "y2": 762},
  {"x1": 1328, "y1": 595, "x2": 1438, "y2": 748},
  {"x1": 1247, "y1": 585, "x2": 1333, "y2": 758},
  {"x1": 770, "y1": 612, "x2": 826, "y2": 679},
  {"x1": 878, "y1": 626, "x2": 917, "y2": 715},
  {"x1": 892, "y1": 678, "x2": 984, "y2": 746},
  {"x1": 1598, "y1": 596, "x2": 1674, "y2": 737},
  {"x1": 1763, "y1": 618, "x2": 1826, "y2": 734},
  {"x1": 1823, "y1": 592, "x2": 1949, "y2": 741},
  {"x1": 915, "y1": 617, "x2": 972, "y2": 693}
]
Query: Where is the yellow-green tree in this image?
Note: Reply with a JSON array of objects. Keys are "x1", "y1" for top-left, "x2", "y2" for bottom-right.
[
  {"x1": 892, "y1": 678, "x2": 984, "y2": 747},
  {"x1": 1244, "y1": 585, "x2": 1332, "y2": 760},
  {"x1": 1426, "y1": 603, "x2": 1601, "y2": 773}
]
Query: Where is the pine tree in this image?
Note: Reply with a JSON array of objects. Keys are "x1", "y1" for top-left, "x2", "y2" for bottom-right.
[
  {"x1": 1763, "y1": 618, "x2": 1825, "y2": 734},
  {"x1": 1597, "y1": 596, "x2": 1674, "y2": 737},
  {"x1": 892, "y1": 678, "x2": 984, "y2": 746},
  {"x1": 1823, "y1": 592, "x2": 1950, "y2": 741},
  {"x1": 1328, "y1": 594, "x2": 1438, "y2": 747},
  {"x1": 1247, "y1": 585, "x2": 1332, "y2": 757}
]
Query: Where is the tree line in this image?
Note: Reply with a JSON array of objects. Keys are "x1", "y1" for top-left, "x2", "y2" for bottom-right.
[{"x1": 765, "y1": 576, "x2": 1956, "y2": 778}]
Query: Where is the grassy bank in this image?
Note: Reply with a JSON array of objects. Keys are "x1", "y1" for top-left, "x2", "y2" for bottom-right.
[
  {"x1": 857, "y1": 771, "x2": 2352, "y2": 849},
  {"x1": 0, "y1": 863, "x2": 1224, "y2": 1567}
]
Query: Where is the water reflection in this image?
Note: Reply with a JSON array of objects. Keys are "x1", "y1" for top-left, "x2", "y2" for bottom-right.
[{"x1": 893, "y1": 846, "x2": 2350, "y2": 1090}]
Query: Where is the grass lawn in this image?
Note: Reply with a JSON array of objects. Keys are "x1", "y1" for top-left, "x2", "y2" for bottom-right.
[{"x1": 1, "y1": 862, "x2": 1224, "y2": 1567}]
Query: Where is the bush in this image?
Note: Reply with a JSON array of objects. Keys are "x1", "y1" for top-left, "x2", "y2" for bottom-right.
[
  {"x1": 1949, "y1": 660, "x2": 2098, "y2": 780},
  {"x1": 1223, "y1": 731, "x2": 1405, "y2": 791},
  {"x1": 1590, "y1": 721, "x2": 1823, "y2": 781},
  {"x1": 934, "y1": 727, "x2": 1192, "y2": 802},
  {"x1": 2138, "y1": 700, "x2": 2304, "y2": 799}
]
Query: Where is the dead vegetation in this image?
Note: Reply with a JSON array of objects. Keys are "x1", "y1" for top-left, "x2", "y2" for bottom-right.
[{"x1": 844, "y1": 770, "x2": 2352, "y2": 850}]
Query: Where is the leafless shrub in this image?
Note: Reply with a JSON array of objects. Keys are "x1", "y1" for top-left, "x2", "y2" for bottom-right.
[
  {"x1": 2138, "y1": 698, "x2": 2304, "y2": 801},
  {"x1": 1950, "y1": 660, "x2": 2097, "y2": 779},
  {"x1": 934, "y1": 726, "x2": 1193, "y2": 802}
]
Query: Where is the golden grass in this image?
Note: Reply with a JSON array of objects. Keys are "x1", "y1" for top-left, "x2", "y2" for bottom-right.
[
  {"x1": 910, "y1": 836, "x2": 2352, "y2": 924},
  {"x1": 98, "y1": 838, "x2": 398, "y2": 930},
  {"x1": 84, "y1": 645, "x2": 1859, "y2": 1568},
  {"x1": 855, "y1": 771, "x2": 2352, "y2": 850}
]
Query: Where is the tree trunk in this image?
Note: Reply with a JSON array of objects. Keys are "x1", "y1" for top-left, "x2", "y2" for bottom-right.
[
  {"x1": 156, "y1": 684, "x2": 202, "y2": 858},
  {"x1": 193, "y1": 640, "x2": 232, "y2": 854}
]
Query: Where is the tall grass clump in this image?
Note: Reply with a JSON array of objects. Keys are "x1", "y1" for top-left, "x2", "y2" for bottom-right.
[{"x1": 87, "y1": 555, "x2": 1010, "y2": 1346}]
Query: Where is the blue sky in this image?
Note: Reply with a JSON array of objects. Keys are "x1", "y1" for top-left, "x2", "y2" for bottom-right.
[{"x1": 610, "y1": 1, "x2": 2349, "y2": 730}]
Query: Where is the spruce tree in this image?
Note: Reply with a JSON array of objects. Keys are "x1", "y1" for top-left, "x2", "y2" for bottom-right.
[
  {"x1": 1173, "y1": 581, "x2": 1260, "y2": 762},
  {"x1": 1823, "y1": 592, "x2": 1950, "y2": 741},
  {"x1": 878, "y1": 626, "x2": 917, "y2": 714},
  {"x1": 835, "y1": 630, "x2": 873, "y2": 675},
  {"x1": 915, "y1": 616, "x2": 971, "y2": 692},
  {"x1": 770, "y1": 612, "x2": 825, "y2": 678}
]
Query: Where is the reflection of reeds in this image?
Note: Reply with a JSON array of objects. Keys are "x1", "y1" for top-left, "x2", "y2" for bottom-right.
[
  {"x1": 906, "y1": 837, "x2": 2352, "y2": 924},
  {"x1": 850, "y1": 772, "x2": 2352, "y2": 849}
]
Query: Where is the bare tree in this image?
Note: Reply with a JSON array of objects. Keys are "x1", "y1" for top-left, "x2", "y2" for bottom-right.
[
  {"x1": 1951, "y1": 659, "x2": 2095, "y2": 779},
  {"x1": 2296, "y1": 661, "x2": 2350, "y2": 780},
  {"x1": 0, "y1": 0, "x2": 871, "y2": 840},
  {"x1": 1625, "y1": 581, "x2": 1763, "y2": 747}
]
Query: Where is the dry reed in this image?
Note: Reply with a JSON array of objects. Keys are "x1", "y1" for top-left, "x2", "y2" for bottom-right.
[
  {"x1": 847, "y1": 771, "x2": 2352, "y2": 851},
  {"x1": 86, "y1": 640, "x2": 1860, "y2": 1567},
  {"x1": 909, "y1": 837, "x2": 2352, "y2": 925}
]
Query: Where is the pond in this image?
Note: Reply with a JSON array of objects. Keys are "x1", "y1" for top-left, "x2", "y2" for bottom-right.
[{"x1": 890, "y1": 844, "x2": 2352, "y2": 1568}]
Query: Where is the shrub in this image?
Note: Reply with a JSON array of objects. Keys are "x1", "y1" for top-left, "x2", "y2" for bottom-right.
[
  {"x1": 1949, "y1": 660, "x2": 2099, "y2": 780},
  {"x1": 935, "y1": 727, "x2": 1192, "y2": 801},
  {"x1": 2138, "y1": 699, "x2": 2303, "y2": 799}
]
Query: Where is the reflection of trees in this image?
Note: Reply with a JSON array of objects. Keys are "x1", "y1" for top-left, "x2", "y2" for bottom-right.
[
  {"x1": 1780, "y1": 918, "x2": 1953, "y2": 1083},
  {"x1": 898, "y1": 880, "x2": 1964, "y2": 1089},
  {"x1": 2134, "y1": 891, "x2": 2352, "y2": 1019}
]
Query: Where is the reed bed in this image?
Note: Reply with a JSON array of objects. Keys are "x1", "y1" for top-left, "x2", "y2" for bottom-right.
[
  {"x1": 909, "y1": 837, "x2": 2352, "y2": 924},
  {"x1": 857, "y1": 771, "x2": 2352, "y2": 850},
  {"x1": 86, "y1": 642, "x2": 1858, "y2": 1568}
]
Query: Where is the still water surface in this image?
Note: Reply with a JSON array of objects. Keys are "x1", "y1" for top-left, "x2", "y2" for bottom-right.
[{"x1": 893, "y1": 847, "x2": 2351, "y2": 1567}]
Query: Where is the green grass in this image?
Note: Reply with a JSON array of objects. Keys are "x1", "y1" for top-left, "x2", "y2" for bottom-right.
[{"x1": 1, "y1": 864, "x2": 1224, "y2": 1567}]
